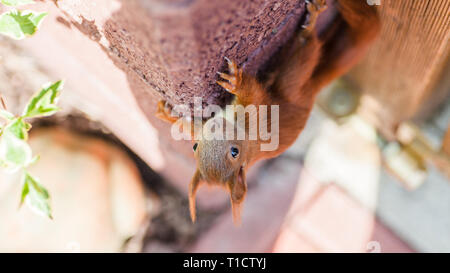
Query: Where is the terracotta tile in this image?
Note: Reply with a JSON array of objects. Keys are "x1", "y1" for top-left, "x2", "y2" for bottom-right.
[
  {"x1": 370, "y1": 221, "x2": 414, "y2": 253},
  {"x1": 273, "y1": 226, "x2": 321, "y2": 252},
  {"x1": 276, "y1": 183, "x2": 413, "y2": 252}
]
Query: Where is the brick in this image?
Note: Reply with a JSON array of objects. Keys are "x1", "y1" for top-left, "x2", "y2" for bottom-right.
[{"x1": 274, "y1": 181, "x2": 414, "y2": 252}]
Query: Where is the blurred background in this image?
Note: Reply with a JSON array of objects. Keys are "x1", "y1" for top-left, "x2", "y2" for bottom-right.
[{"x1": 0, "y1": 0, "x2": 449, "y2": 252}]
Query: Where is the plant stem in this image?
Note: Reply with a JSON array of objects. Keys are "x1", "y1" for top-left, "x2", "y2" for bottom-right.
[{"x1": 0, "y1": 94, "x2": 7, "y2": 110}]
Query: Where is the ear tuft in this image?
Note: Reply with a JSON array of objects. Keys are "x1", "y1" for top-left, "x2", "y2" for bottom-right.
[
  {"x1": 231, "y1": 201, "x2": 243, "y2": 226},
  {"x1": 189, "y1": 170, "x2": 202, "y2": 222},
  {"x1": 229, "y1": 167, "x2": 247, "y2": 226}
]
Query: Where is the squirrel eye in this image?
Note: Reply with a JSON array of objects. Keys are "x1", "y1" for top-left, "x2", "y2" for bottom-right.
[
  {"x1": 193, "y1": 143, "x2": 198, "y2": 152},
  {"x1": 230, "y1": 147, "x2": 239, "y2": 158}
]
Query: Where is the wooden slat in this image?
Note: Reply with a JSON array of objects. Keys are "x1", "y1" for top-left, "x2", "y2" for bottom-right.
[{"x1": 348, "y1": 0, "x2": 450, "y2": 134}]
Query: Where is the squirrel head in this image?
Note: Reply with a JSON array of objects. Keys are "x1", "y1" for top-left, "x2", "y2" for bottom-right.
[{"x1": 188, "y1": 116, "x2": 249, "y2": 225}]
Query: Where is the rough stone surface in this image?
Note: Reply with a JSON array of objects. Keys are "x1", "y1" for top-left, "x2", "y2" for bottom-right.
[
  {"x1": 133, "y1": 0, "x2": 307, "y2": 106},
  {"x1": 49, "y1": 0, "x2": 308, "y2": 110}
]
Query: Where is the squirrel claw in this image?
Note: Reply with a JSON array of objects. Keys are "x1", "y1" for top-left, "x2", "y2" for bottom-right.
[
  {"x1": 217, "y1": 72, "x2": 237, "y2": 86},
  {"x1": 301, "y1": 0, "x2": 327, "y2": 38},
  {"x1": 216, "y1": 80, "x2": 236, "y2": 94},
  {"x1": 307, "y1": 0, "x2": 327, "y2": 14},
  {"x1": 224, "y1": 57, "x2": 237, "y2": 75},
  {"x1": 217, "y1": 57, "x2": 241, "y2": 95},
  {"x1": 155, "y1": 100, "x2": 179, "y2": 123}
]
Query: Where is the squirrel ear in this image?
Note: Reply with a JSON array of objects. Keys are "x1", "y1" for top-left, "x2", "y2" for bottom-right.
[
  {"x1": 189, "y1": 169, "x2": 202, "y2": 223},
  {"x1": 229, "y1": 168, "x2": 247, "y2": 226}
]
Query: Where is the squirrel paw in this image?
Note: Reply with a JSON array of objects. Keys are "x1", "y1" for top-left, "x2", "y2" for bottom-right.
[
  {"x1": 216, "y1": 57, "x2": 242, "y2": 95},
  {"x1": 301, "y1": 0, "x2": 327, "y2": 39},
  {"x1": 155, "y1": 100, "x2": 179, "y2": 124}
]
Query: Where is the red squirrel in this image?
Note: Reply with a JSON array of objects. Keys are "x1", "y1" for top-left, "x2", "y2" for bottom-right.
[{"x1": 156, "y1": 0, "x2": 380, "y2": 225}]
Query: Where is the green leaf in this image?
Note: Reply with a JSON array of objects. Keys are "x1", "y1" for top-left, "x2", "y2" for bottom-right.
[
  {"x1": 0, "y1": 109, "x2": 14, "y2": 121},
  {"x1": 23, "y1": 80, "x2": 63, "y2": 118},
  {"x1": 4, "y1": 117, "x2": 29, "y2": 140},
  {"x1": 0, "y1": 130, "x2": 32, "y2": 171},
  {"x1": 0, "y1": 9, "x2": 47, "y2": 40},
  {"x1": 0, "y1": 118, "x2": 32, "y2": 170},
  {"x1": 1, "y1": 0, "x2": 35, "y2": 7},
  {"x1": 20, "y1": 172, "x2": 52, "y2": 219},
  {"x1": 20, "y1": 176, "x2": 29, "y2": 205}
]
